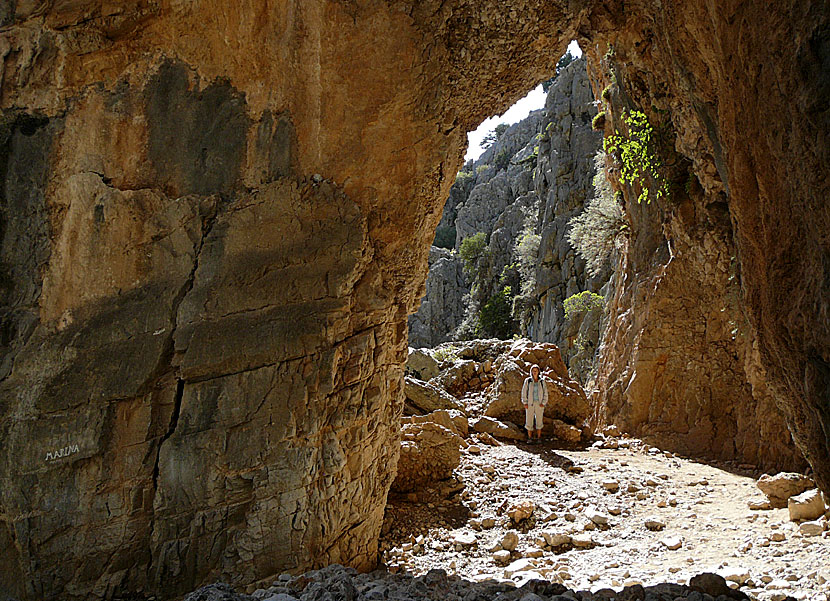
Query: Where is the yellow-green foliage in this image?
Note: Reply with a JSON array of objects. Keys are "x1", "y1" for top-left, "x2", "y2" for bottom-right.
[
  {"x1": 603, "y1": 110, "x2": 669, "y2": 204},
  {"x1": 458, "y1": 232, "x2": 487, "y2": 275},
  {"x1": 563, "y1": 291, "x2": 604, "y2": 321}
]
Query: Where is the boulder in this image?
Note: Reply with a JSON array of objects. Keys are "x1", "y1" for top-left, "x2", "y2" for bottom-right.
[
  {"x1": 403, "y1": 409, "x2": 468, "y2": 438},
  {"x1": 473, "y1": 416, "x2": 526, "y2": 441},
  {"x1": 689, "y1": 573, "x2": 746, "y2": 599},
  {"x1": 406, "y1": 347, "x2": 441, "y2": 381},
  {"x1": 551, "y1": 419, "x2": 582, "y2": 443},
  {"x1": 757, "y1": 472, "x2": 814, "y2": 508},
  {"x1": 507, "y1": 501, "x2": 535, "y2": 524},
  {"x1": 787, "y1": 488, "x2": 827, "y2": 521},
  {"x1": 483, "y1": 341, "x2": 589, "y2": 429},
  {"x1": 434, "y1": 359, "x2": 488, "y2": 397},
  {"x1": 391, "y1": 422, "x2": 463, "y2": 493},
  {"x1": 799, "y1": 520, "x2": 825, "y2": 536},
  {"x1": 501, "y1": 530, "x2": 519, "y2": 551},
  {"x1": 404, "y1": 376, "x2": 465, "y2": 414}
]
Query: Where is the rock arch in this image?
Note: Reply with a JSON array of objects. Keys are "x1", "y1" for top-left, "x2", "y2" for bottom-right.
[{"x1": 0, "y1": 1, "x2": 827, "y2": 598}]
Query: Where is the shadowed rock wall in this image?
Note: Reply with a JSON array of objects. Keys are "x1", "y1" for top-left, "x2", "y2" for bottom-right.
[
  {"x1": 0, "y1": 1, "x2": 828, "y2": 599},
  {"x1": 580, "y1": 2, "x2": 827, "y2": 476}
]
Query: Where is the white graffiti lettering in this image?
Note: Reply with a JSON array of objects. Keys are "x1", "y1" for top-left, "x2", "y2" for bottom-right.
[{"x1": 44, "y1": 444, "x2": 80, "y2": 462}]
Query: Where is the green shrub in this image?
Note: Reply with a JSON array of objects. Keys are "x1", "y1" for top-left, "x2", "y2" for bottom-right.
[
  {"x1": 458, "y1": 232, "x2": 487, "y2": 275},
  {"x1": 568, "y1": 151, "x2": 627, "y2": 277},
  {"x1": 481, "y1": 123, "x2": 509, "y2": 150},
  {"x1": 495, "y1": 148, "x2": 511, "y2": 171},
  {"x1": 479, "y1": 286, "x2": 515, "y2": 339},
  {"x1": 433, "y1": 225, "x2": 456, "y2": 249},
  {"x1": 603, "y1": 110, "x2": 669, "y2": 204},
  {"x1": 476, "y1": 164, "x2": 490, "y2": 175},
  {"x1": 563, "y1": 291, "x2": 604, "y2": 321},
  {"x1": 601, "y1": 85, "x2": 613, "y2": 102},
  {"x1": 455, "y1": 170, "x2": 474, "y2": 186},
  {"x1": 433, "y1": 344, "x2": 459, "y2": 363},
  {"x1": 592, "y1": 111, "x2": 606, "y2": 131},
  {"x1": 516, "y1": 146, "x2": 539, "y2": 169},
  {"x1": 515, "y1": 231, "x2": 540, "y2": 295}
]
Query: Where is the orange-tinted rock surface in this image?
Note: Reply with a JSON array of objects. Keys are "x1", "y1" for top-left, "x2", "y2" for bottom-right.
[{"x1": 0, "y1": 1, "x2": 827, "y2": 599}]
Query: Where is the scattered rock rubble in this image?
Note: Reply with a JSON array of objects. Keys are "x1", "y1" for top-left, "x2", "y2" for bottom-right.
[
  {"x1": 187, "y1": 341, "x2": 828, "y2": 601},
  {"x1": 380, "y1": 436, "x2": 829, "y2": 601}
]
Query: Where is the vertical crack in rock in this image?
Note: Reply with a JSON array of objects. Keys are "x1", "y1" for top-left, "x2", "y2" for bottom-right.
[
  {"x1": 145, "y1": 198, "x2": 219, "y2": 568},
  {"x1": 152, "y1": 378, "x2": 184, "y2": 491}
]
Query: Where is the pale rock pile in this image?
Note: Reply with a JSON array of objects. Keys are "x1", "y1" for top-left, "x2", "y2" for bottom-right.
[
  {"x1": 751, "y1": 471, "x2": 829, "y2": 537},
  {"x1": 392, "y1": 411, "x2": 468, "y2": 493},
  {"x1": 395, "y1": 341, "x2": 591, "y2": 494},
  {"x1": 483, "y1": 341, "x2": 590, "y2": 439},
  {"x1": 405, "y1": 340, "x2": 589, "y2": 441},
  {"x1": 755, "y1": 472, "x2": 813, "y2": 508}
]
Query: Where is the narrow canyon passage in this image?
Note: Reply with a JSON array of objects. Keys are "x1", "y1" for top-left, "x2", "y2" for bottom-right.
[{"x1": 0, "y1": 1, "x2": 828, "y2": 600}]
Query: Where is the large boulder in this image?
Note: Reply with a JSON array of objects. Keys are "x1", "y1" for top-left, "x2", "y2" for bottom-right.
[
  {"x1": 403, "y1": 409, "x2": 469, "y2": 438},
  {"x1": 788, "y1": 489, "x2": 828, "y2": 522},
  {"x1": 757, "y1": 472, "x2": 814, "y2": 508},
  {"x1": 391, "y1": 422, "x2": 463, "y2": 493},
  {"x1": 404, "y1": 376, "x2": 465, "y2": 414},
  {"x1": 433, "y1": 359, "x2": 495, "y2": 398},
  {"x1": 484, "y1": 341, "x2": 590, "y2": 434},
  {"x1": 406, "y1": 347, "x2": 440, "y2": 381}
]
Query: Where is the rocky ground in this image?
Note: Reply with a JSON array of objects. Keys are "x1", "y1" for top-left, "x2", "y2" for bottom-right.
[
  {"x1": 185, "y1": 342, "x2": 828, "y2": 601},
  {"x1": 379, "y1": 436, "x2": 829, "y2": 601},
  {"x1": 188, "y1": 433, "x2": 829, "y2": 601}
]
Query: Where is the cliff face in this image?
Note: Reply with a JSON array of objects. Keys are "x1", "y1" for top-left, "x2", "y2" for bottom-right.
[
  {"x1": 408, "y1": 108, "x2": 544, "y2": 345},
  {"x1": 410, "y1": 59, "x2": 605, "y2": 361},
  {"x1": 582, "y1": 5, "x2": 823, "y2": 475},
  {"x1": 408, "y1": 246, "x2": 467, "y2": 348},
  {"x1": 527, "y1": 60, "x2": 607, "y2": 347},
  {"x1": 1, "y1": 1, "x2": 828, "y2": 599}
]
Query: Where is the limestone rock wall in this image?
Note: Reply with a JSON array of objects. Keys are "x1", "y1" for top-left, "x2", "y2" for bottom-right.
[
  {"x1": 410, "y1": 60, "x2": 604, "y2": 353},
  {"x1": 0, "y1": 2, "x2": 579, "y2": 598},
  {"x1": 1, "y1": 1, "x2": 828, "y2": 599},
  {"x1": 584, "y1": 8, "x2": 813, "y2": 474},
  {"x1": 408, "y1": 247, "x2": 468, "y2": 348},
  {"x1": 527, "y1": 61, "x2": 607, "y2": 346}
]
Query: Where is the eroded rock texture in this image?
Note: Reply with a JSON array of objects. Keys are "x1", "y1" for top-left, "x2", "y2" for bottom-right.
[
  {"x1": 583, "y1": 4, "x2": 824, "y2": 475},
  {"x1": 1, "y1": 0, "x2": 828, "y2": 599},
  {"x1": 527, "y1": 60, "x2": 607, "y2": 347}
]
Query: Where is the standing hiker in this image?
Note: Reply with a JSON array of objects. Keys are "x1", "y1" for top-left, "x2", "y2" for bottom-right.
[{"x1": 521, "y1": 364, "x2": 548, "y2": 443}]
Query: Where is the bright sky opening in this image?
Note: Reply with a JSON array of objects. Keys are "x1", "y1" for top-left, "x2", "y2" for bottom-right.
[{"x1": 465, "y1": 41, "x2": 583, "y2": 162}]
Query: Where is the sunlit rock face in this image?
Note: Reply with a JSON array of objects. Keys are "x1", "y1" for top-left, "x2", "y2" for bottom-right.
[{"x1": 0, "y1": 1, "x2": 827, "y2": 599}]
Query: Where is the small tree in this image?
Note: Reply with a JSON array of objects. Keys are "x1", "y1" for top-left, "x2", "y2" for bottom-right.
[
  {"x1": 494, "y1": 148, "x2": 511, "y2": 171},
  {"x1": 481, "y1": 122, "x2": 509, "y2": 150},
  {"x1": 479, "y1": 286, "x2": 515, "y2": 339},
  {"x1": 542, "y1": 49, "x2": 578, "y2": 92},
  {"x1": 563, "y1": 291, "x2": 604, "y2": 321},
  {"x1": 458, "y1": 232, "x2": 488, "y2": 276}
]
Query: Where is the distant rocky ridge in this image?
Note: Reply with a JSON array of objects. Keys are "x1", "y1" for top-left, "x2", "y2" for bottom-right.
[{"x1": 408, "y1": 59, "x2": 607, "y2": 386}]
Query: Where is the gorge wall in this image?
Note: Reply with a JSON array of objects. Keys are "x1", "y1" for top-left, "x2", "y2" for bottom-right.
[{"x1": 1, "y1": 1, "x2": 828, "y2": 600}]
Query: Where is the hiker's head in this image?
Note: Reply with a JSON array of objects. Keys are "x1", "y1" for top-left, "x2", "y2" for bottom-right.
[{"x1": 530, "y1": 365, "x2": 541, "y2": 380}]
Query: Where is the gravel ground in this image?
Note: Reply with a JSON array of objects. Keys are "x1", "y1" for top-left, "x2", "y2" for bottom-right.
[{"x1": 380, "y1": 437, "x2": 829, "y2": 601}]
